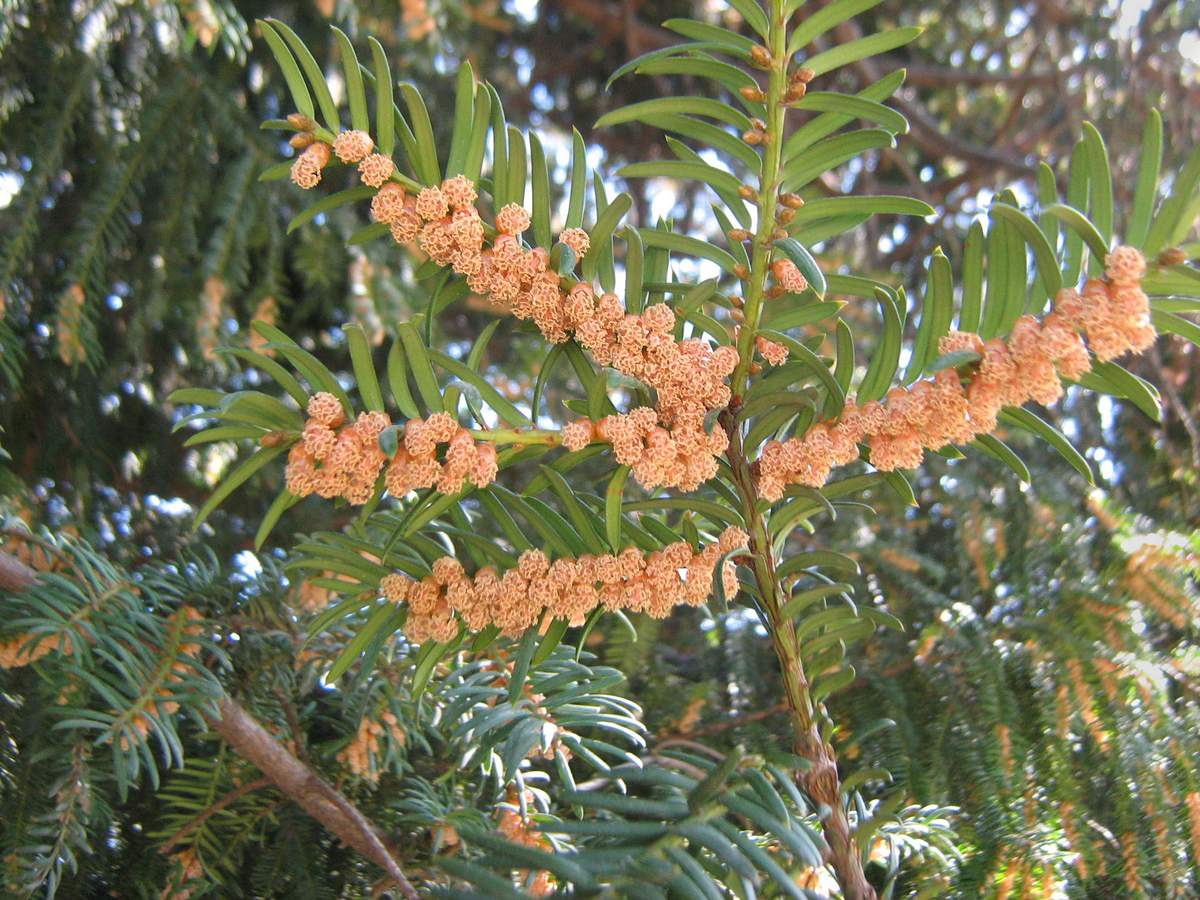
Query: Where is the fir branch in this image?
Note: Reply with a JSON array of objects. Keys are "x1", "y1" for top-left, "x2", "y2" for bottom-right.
[
  {"x1": 62, "y1": 73, "x2": 196, "y2": 367},
  {"x1": 0, "y1": 55, "x2": 91, "y2": 384}
]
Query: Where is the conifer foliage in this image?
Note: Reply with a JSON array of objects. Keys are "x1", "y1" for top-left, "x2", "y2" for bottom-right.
[{"x1": 2, "y1": 0, "x2": 1200, "y2": 897}]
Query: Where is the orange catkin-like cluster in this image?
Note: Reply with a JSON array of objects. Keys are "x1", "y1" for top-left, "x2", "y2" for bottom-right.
[
  {"x1": 337, "y1": 710, "x2": 405, "y2": 784},
  {"x1": 498, "y1": 794, "x2": 555, "y2": 897},
  {"x1": 285, "y1": 393, "x2": 391, "y2": 505},
  {"x1": 285, "y1": 395, "x2": 499, "y2": 505},
  {"x1": 0, "y1": 632, "x2": 73, "y2": 669},
  {"x1": 385, "y1": 411, "x2": 498, "y2": 496},
  {"x1": 363, "y1": 174, "x2": 737, "y2": 479},
  {"x1": 292, "y1": 128, "x2": 395, "y2": 190},
  {"x1": 570, "y1": 287, "x2": 739, "y2": 424},
  {"x1": 563, "y1": 406, "x2": 730, "y2": 492},
  {"x1": 379, "y1": 526, "x2": 748, "y2": 643},
  {"x1": 757, "y1": 247, "x2": 1154, "y2": 500}
]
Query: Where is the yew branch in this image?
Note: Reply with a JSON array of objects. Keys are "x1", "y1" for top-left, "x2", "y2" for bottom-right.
[
  {"x1": 723, "y1": 6, "x2": 877, "y2": 895},
  {"x1": 207, "y1": 696, "x2": 420, "y2": 900}
]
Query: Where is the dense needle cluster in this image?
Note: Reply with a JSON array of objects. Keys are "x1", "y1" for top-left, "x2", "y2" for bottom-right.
[
  {"x1": 120, "y1": 606, "x2": 204, "y2": 750},
  {"x1": 1122, "y1": 543, "x2": 1195, "y2": 630},
  {"x1": 757, "y1": 247, "x2": 1154, "y2": 500},
  {"x1": 379, "y1": 526, "x2": 747, "y2": 643}
]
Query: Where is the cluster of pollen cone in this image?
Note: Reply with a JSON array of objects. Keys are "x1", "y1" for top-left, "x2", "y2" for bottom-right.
[
  {"x1": 756, "y1": 247, "x2": 1154, "y2": 500},
  {"x1": 281, "y1": 127, "x2": 1160, "y2": 639},
  {"x1": 291, "y1": 131, "x2": 745, "y2": 492},
  {"x1": 380, "y1": 527, "x2": 747, "y2": 644},
  {"x1": 285, "y1": 397, "x2": 498, "y2": 504}
]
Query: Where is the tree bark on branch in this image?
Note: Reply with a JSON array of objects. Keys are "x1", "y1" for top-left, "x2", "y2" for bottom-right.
[
  {"x1": 0, "y1": 538, "x2": 421, "y2": 895},
  {"x1": 0, "y1": 552, "x2": 38, "y2": 592},
  {"x1": 207, "y1": 696, "x2": 421, "y2": 900}
]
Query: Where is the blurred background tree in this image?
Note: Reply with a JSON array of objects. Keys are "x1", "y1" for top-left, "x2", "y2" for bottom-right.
[{"x1": 0, "y1": 0, "x2": 1198, "y2": 896}]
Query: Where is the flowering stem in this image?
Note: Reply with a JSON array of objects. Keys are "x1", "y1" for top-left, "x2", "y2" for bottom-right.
[
  {"x1": 723, "y1": 403, "x2": 877, "y2": 899},
  {"x1": 723, "y1": 3, "x2": 876, "y2": 898}
]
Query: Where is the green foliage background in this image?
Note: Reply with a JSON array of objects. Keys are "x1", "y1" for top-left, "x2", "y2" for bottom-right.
[{"x1": 0, "y1": 0, "x2": 1198, "y2": 897}]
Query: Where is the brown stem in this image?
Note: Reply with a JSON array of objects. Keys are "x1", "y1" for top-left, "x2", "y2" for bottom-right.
[
  {"x1": 159, "y1": 775, "x2": 272, "y2": 854},
  {"x1": 0, "y1": 551, "x2": 39, "y2": 592},
  {"x1": 207, "y1": 696, "x2": 420, "y2": 900},
  {"x1": 775, "y1": 640, "x2": 874, "y2": 900},
  {"x1": 275, "y1": 686, "x2": 310, "y2": 762}
]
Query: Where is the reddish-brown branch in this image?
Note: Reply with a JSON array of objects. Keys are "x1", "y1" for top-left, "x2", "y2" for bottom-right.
[
  {"x1": 208, "y1": 697, "x2": 420, "y2": 900},
  {"x1": 1, "y1": 541, "x2": 419, "y2": 895},
  {"x1": 874, "y1": 57, "x2": 1067, "y2": 88},
  {"x1": 1031, "y1": 0, "x2": 1080, "y2": 26},
  {"x1": 0, "y1": 551, "x2": 38, "y2": 592},
  {"x1": 556, "y1": 0, "x2": 672, "y2": 47},
  {"x1": 830, "y1": 20, "x2": 1036, "y2": 175}
]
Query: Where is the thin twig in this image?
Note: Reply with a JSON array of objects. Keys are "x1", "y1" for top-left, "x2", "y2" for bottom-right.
[{"x1": 159, "y1": 776, "x2": 273, "y2": 854}]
